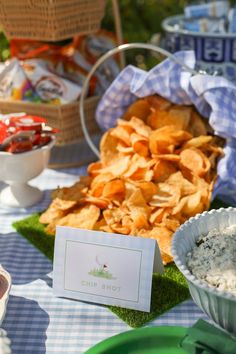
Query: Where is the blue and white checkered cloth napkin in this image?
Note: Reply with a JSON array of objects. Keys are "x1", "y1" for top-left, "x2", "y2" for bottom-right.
[{"x1": 96, "y1": 50, "x2": 236, "y2": 205}]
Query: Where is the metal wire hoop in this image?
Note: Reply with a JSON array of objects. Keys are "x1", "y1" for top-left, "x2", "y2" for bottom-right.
[{"x1": 79, "y1": 43, "x2": 197, "y2": 158}]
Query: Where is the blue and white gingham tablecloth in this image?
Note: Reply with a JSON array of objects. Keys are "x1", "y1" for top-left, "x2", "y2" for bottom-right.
[{"x1": 0, "y1": 164, "x2": 208, "y2": 354}]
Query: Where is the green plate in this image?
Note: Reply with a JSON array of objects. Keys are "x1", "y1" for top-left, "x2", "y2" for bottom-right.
[{"x1": 85, "y1": 326, "x2": 188, "y2": 354}]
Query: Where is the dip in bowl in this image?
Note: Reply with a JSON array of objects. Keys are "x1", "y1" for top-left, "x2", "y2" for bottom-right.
[{"x1": 172, "y1": 207, "x2": 236, "y2": 335}]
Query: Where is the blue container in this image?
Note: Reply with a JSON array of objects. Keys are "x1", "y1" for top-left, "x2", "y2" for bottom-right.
[{"x1": 162, "y1": 15, "x2": 236, "y2": 83}]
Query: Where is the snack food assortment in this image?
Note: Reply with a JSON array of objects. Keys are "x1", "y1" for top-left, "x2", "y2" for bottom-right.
[
  {"x1": 2, "y1": 31, "x2": 120, "y2": 105},
  {"x1": 0, "y1": 114, "x2": 57, "y2": 153},
  {"x1": 22, "y1": 59, "x2": 82, "y2": 104},
  {"x1": 39, "y1": 94, "x2": 224, "y2": 265},
  {"x1": 0, "y1": 59, "x2": 39, "y2": 102}
]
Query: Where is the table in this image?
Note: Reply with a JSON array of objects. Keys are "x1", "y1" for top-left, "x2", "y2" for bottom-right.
[{"x1": 0, "y1": 165, "x2": 208, "y2": 354}]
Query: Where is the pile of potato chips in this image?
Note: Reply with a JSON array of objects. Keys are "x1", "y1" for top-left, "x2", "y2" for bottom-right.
[{"x1": 39, "y1": 95, "x2": 224, "y2": 264}]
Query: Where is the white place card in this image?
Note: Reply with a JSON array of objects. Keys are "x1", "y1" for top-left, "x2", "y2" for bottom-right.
[{"x1": 53, "y1": 226, "x2": 164, "y2": 312}]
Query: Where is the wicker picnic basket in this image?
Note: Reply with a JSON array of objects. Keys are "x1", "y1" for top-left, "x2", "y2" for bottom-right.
[
  {"x1": 0, "y1": 96, "x2": 100, "y2": 146},
  {"x1": 0, "y1": 0, "x2": 106, "y2": 41}
]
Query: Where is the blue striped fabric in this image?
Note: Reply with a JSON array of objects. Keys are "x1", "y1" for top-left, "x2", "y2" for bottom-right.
[
  {"x1": 96, "y1": 50, "x2": 236, "y2": 206},
  {"x1": 0, "y1": 167, "x2": 208, "y2": 353}
]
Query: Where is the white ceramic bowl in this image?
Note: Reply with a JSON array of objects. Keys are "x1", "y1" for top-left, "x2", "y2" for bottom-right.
[
  {"x1": 0, "y1": 137, "x2": 55, "y2": 208},
  {"x1": 0, "y1": 265, "x2": 11, "y2": 326},
  {"x1": 162, "y1": 14, "x2": 236, "y2": 84},
  {"x1": 172, "y1": 207, "x2": 236, "y2": 336}
]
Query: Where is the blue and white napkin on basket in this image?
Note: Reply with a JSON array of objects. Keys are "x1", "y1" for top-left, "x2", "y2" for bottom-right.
[{"x1": 95, "y1": 50, "x2": 236, "y2": 205}]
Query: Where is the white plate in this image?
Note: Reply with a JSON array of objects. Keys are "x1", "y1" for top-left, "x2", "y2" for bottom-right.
[
  {"x1": 0, "y1": 265, "x2": 11, "y2": 326},
  {"x1": 0, "y1": 329, "x2": 11, "y2": 354}
]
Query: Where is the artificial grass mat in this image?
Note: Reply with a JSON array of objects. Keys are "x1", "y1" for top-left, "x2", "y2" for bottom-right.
[
  {"x1": 13, "y1": 212, "x2": 190, "y2": 327},
  {"x1": 12, "y1": 198, "x2": 229, "y2": 327}
]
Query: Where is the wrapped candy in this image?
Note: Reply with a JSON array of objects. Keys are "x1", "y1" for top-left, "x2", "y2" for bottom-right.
[
  {"x1": 22, "y1": 59, "x2": 82, "y2": 104},
  {"x1": 0, "y1": 59, "x2": 39, "y2": 102},
  {"x1": 0, "y1": 114, "x2": 57, "y2": 153}
]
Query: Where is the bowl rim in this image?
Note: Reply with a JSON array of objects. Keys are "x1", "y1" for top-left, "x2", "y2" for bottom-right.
[
  {"x1": 162, "y1": 14, "x2": 236, "y2": 39},
  {"x1": 0, "y1": 264, "x2": 11, "y2": 326},
  {"x1": 0, "y1": 135, "x2": 56, "y2": 157},
  {"x1": 172, "y1": 207, "x2": 236, "y2": 302}
]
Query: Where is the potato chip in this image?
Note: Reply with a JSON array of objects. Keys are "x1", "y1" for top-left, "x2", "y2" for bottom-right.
[
  {"x1": 47, "y1": 181, "x2": 89, "y2": 213},
  {"x1": 51, "y1": 181, "x2": 88, "y2": 202},
  {"x1": 131, "y1": 181, "x2": 158, "y2": 202},
  {"x1": 124, "y1": 180, "x2": 139, "y2": 199},
  {"x1": 40, "y1": 94, "x2": 222, "y2": 265},
  {"x1": 87, "y1": 161, "x2": 103, "y2": 177},
  {"x1": 39, "y1": 199, "x2": 66, "y2": 224},
  {"x1": 103, "y1": 208, "x2": 119, "y2": 226},
  {"x1": 130, "y1": 133, "x2": 149, "y2": 157},
  {"x1": 183, "y1": 135, "x2": 213, "y2": 149},
  {"x1": 147, "y1": 106, "x2": 191, "y2": 131},
  {"x1": 149, "y1": 207, "x2": 167, "y2": 224},
  {"x1": 137, "y1": 226, "x2": 173, "y2": 263},
  {"x1": 127, "y1": 190, "x2": 150, "y2": 228},
  {"x1": 147, "y1": 109, "x2": 170, "y2": 130},
  {"x1": 93, "y1": 217, "x2": 107, "y2": 231},
  {"x1": 90, "y1": 172, "x2": 114, "y2": 197},
  {"x1": 146, "y1": 94, "x2": 172, "y2": 111},
  {"x1": 110, "y1": 126, "x2": 131, "y2": 145},
  {"x1": 153, "y1": 154, "x2": 180, "y2": 162},
  {"x1": 188, "y1": 110, "x2": 208, "y2": 136},
  {"x1": 122, "y1": 98, "x2": 151, "y2": 122},
  {"x1": 171, "y1": 130, "x2": 192, "y2": 144},
  {"x1": 161, "y1": 252, "x2": 174, "y2": 265},
  {"x1": 45, "y1": 221, "x2": 58, "y2": 235},
  {"x1": 110, "y1": 223, "x2": 131, "y2": 235},
  {"x1": 171, "y1": 196, "x2": 188, "y2": 215},
  {"x1": 149, "y1": 125, "x2": 176, "y2": 154},
  {"x1": 150, "y1": 183, "x2": 181, "y2": 207},
  {"x1": 103, "y1": 207, "x2": 132, "y2": 234},
  {"x1": 167, "y1": 106, "x2": 192, "y2": 129},
  {"x1": 124, "y1": 155, "x2": 154, "y2": 179},
  {"x1": 192, "y1": 176, "x2": 211, "y2": 209},
  {"x1": 208, "y1": 151, "x2": 220, "y2": 169},
  {"x1": 52, "y1": 197, "x2": 78, "y2": 211},
  {"x1": 98, "y1": 156, "x2": 131, "y2": 176},
  {"x1": 57, "y1": 204, "x2": 100, "y2": 230},
  {"x1": 153, "y1": 159, "x2": 177, "y2": 183},
  {"x1": 79, "y1": 175, "x2": 92, "y2": 186},
  {"x1": 80, "y1": 195, "x2": 111, "y2": 209},
  {"x1": 116, "y1": 144, "x2": 134, "y2": 154},
  {"x1": 100, "y1": 131, "x2": 119, "y2": 165},
  {"x1": 102, "y1": 178, "x2": 126, "y2": 200},
  {"x1": 127, "y1": 166, "x2": 154, "y2": 181},
  {"x1": 182, "y1": 191, "x2": 203, "y2": 216},
  {"x1": 167, "y1": 171, "x2": 197, "y2": 196},
  {"x1": 162, "y1": 215, "x2": 180, "y2": 232},
  {"x1": 179, "y1": 147, "x2": 211, "y2": 177},
  {"x1": 150, "y1": 226, "x2": 173, "y2": 259},
  {"x1": 118, "y1": 117, "x2": 152, "y2": 138}
]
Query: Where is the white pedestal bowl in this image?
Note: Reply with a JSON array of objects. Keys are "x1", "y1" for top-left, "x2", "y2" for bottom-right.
[{"x1": 0, "y1": 137, "x2": 55, "y2": 208}]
